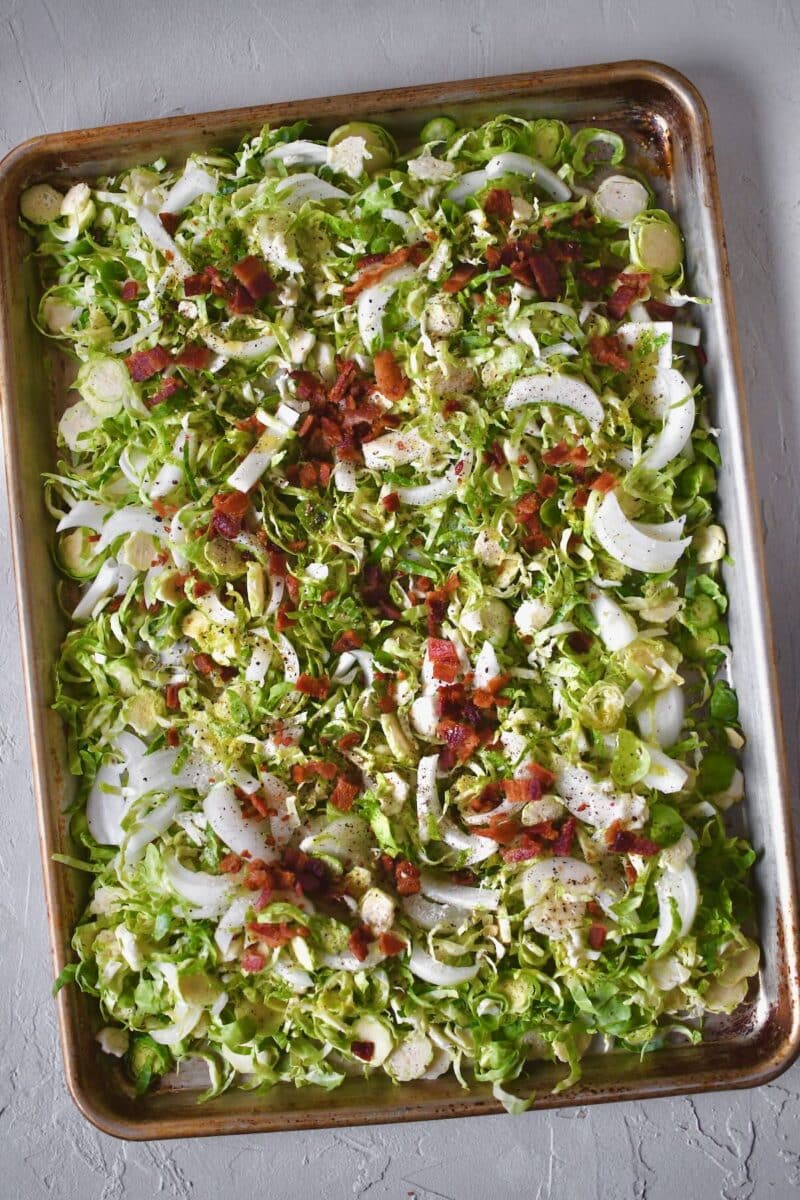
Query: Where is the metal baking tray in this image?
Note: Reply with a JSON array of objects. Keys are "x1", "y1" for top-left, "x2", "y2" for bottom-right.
[{"x1": 1, "y1": 59, "x2": 797, "y2": 1140}]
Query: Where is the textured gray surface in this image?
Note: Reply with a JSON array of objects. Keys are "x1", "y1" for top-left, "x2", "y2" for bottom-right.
[{"x1": 1, "y1": 1, "x2": 799, "y2": 1196}]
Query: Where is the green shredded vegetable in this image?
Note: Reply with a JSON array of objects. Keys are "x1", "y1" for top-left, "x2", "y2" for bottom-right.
[{"x1": 24, "y1": 112, "x2": 758, "y2": 1110}]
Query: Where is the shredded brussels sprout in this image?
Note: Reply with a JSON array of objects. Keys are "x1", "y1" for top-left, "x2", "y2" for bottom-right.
[{"x1": 27, "y1": 112, "x2": 757, "y2": 1110}]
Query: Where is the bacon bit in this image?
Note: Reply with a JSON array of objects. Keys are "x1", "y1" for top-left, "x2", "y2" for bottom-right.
[
  {"x1": 552, "y1": 816, "x2": 577, "y2": 856},
  {"x1": 333, "y1": 629, "x2": 363, "y2": 653},
  {"x1": 296, "y1": 673, "x2": 330, "y2": 700},
  {"x1": 361, "y1": 563, "x2": 401, "y2": 621},
  {"x1": 165, "y1": 683, "x2": 183, "y2": 711},
  {"x1": 175, "y1": 343, "x2": 212, "y2": 370},
  {"x1": 427, "y1": 637, "x2": 461, "y2": 682},
  {"x1": 166, "y1": 728, "x2": 180, "y2": 748},
  {"x1": 589, "y1": 471, "x2": 618, "y2": 493},
  {"x1": 394, "y1": 859, "x2": 421, "y2": 896},
  {"x1": 320, "y1": 588, "x2": 338, "y2": 604},
  {"x1": 159, "y1": 211, "x2": 180, "y2": 236},
  {"x1": 442, "y1": 262, "x2": 479, "y2": 293},
  {"x1": 343, "y1": 240, "x2": 430, "y2": 302},
  {"x1": 567, "y1": 630, "x2": 593, "y2": 655},
  {"x1": 528, "y1": 252, "x2": 561, "y2": 300},
  {"x1": 283, "y1": 574, "x2": 301, "y2": 606},
  {"x1": 588, "y1": 923, "x2": 608, "y2": 950},
  {"x1": 474, "y1": 814, "x2": 518, "y2": 844},
  {"x1": 241, "y1": 952, "x2": 266, "y2": 973},
  {"x1": 588, "y1": 334, "x2": 630, "y2": 373},
  {"x1": 351, "y1": 1040, "x2": 374, "y2": 1062},
  {"x1": 146, "y1": 375, "x2": 182, "y2": 408},
  {"x1": 337, "y1": 732, "x2": 361, "y2": 753},
  {"x1": 543, "y1": 237, "x2": 582, "y2": 263},
  {"x1": 484, "y1": 245, "x2": 502, "y2": 271},
  {"x1": 193, "y1": 652, "x2": 216, "y2": 677},
  {"x1": 292, "y1": 761, "x2": 339, "y2": 783},
  {"x1": 373, "y1": 349, "x2": 409, "y2": 401},
  {"x1": 227, "y1": 282, "x2": 256, "y2": 315},
  {"x1": 470, "y1": 783, "x2": 505, "y2": 813},
  {"x1": 578, "y1": 265, "x2": 618, "y2": 291},
  {"x1": 538, "y1": 473, "x2": 558, "y2": 499},
  {"x1": 646, "y1": 298, "x2": 679, "y2": 321},
  {"x1": 624, "y1": 861, "x2": 638, "y2": 885},
  {"x1": 248, "y1": 921, "x2": 309, "y2": 947},
  {"x1": 437, "y1": 718, "x2": 481, "y2": 762},
  {"x1": 501, "y1": 837, "x2": 544, "y2": 864},
  {"x1": 573, "y1": 486, "x2": 590, "y2": 509},
  {"x1": 120, "y1": 279, "x2": 139, "y2": 301},
  {"x1": 348, "y1": 924, "x2": 373, "y2": 962},
  {"x1": 483, "y1": 440, "x2": 507, "y2": 468},
  {"x1": 607, "y1": 273, "x2": 651, "y2": 320},
  {"x1": 125, "y1": 345, "x2": 171, "y2": 381},
  {"x1": 329, "y1": 776, "x2": 361, "y2": 812},
  {"x1": 378, "y1": 931, "x2": 407, "y2": 957},
  {"x1": 606, "y1": 823, "x2": 661, "y2": 857},
  {"x1": 483, "y1": 188, "x2": 514, "y2": 222},
  {"x1": 220, "y1": 853, "x2": 243, "y2": 874},
  {"x1": 232, "y1": 254, "x2": 274, "y2": 300},
  {"x1": 275, "y1": 605, "x2": 295, "y2": 632},
  {"x1": 542, "y1": 441, "x2": 589, "y2": 467},
  {"x1": 204, "y1": 266, "x2": 231, "y2": 297},
  {"x1": 184, "y1": 271, "x2": 213, "y2": 297},
  {"x1": 381, "y1": 491, "x2": 400, "y2": 513},
  {"x1": 503, "y1": 776, "x2": 544, "y2": 804}
]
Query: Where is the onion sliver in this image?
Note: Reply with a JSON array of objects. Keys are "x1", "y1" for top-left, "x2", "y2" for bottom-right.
[
  {"x1": 402, "y1": 893, "x2": 464, "y2": 930},
  {"x1": 643, "y1": 746, "x2": 688, "y2": 793},
  {"x1": 357, "y1": 265, "x2": 416, "y2": 349},
  {"x1": 485, "y1": 152, "x2": 571, "y2": 202},
  {"x1": 165, "y1": 856, "x2": 237, "y2": 910},
  {"x1": 134, "y1": 206, "x2": 193, "y2": 278},
  {"x1": 518, "y1": 856, "x2": 598, "y2": 906},
  {"x1": 86, "y1": 762, "x2": 126, "y2": 845},
  {"x1": 56, "y1": 499, "x2": 110, "y2": 533},
  {"x1": 641, "y1": 369, "x2": 695, "y2": 471},
  {"x1": 203, "y1": 782, "x2": 277, "y2": 861},
  {"x1": 447, "y1": 169, "x2": 489, "y2": 205},
  {"x1": 275, "y1": 173, "x2": 348, "y2": 209},
  {"x1": 419, "y1": 871, "x2": 500, "y2": 911},
  {"x1": 654, "y1": 863, "x2": 699, "y2": 946},
  {"x1": 122, "y1": 796, "x2": 181, "y2": 866},
  {"x1": 408, "y1": 945, "x2": 479, "y2": 986},
  {"x1": 416, "y1": 754, "x2": 442, "y2": 842},
  {"x1": 590, "y1": 591, "x2": 638, "y2": 651},
  {"x1": 635, "y1": 684, "x2": 685, "y2": 748},
  {"x1": 555, "y1": 762, "x2": 646, "y2": 829},
  {"x1": 202, "y1": 328, "x2": 277, "y2": 362},
  {"x1": 592, "y1": 492, "x2": 690, "y2": 573},
  {"x1": 473, "y1": 641, "x2": 502, "y2": 688},
  {"x1": 266, "y1": 141, "x2": 328, "y2": 167},
  {"x1": 504, "y1": 374, "x2": 603, "y2": 429},
  {"x1": 161, "y1": 164, "x2": 217, "y2": 214}
]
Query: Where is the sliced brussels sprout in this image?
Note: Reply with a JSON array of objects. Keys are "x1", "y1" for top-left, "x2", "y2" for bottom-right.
[
  {"x1": 58, "y1": 528, "x2": 103, "y2": 580},
  {"x1": 570, "y1": 128, "x2": 625, "y2": 176},
  {"x1": 419, "y1": 116, "x2": 458, "y2": 144},
  {"x1": 19, "y1": 183, "x2": 63, "y2": 225},
  {"x1": 591, "y1": 174, "x2": 649, "y2": 226},
  {"x1": 76, "y1": 355, "x2": 137, "y2": 417},
  {"x1": 328, "y1": 122, "x2": 397, "y2": 176},
  {"x1": 629, "y1": 210, "x2": 684, "y2": 278}
]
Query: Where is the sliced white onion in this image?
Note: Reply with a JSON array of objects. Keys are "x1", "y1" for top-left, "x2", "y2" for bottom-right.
[
  {"x1": 276, "y1": 633, "x2": 300, "y2": 683},
  {"x1": 349, "y1": 649, "x2": 374, "y2": 686},
  {"x1": 321, "y1": 946, "x2": 386, "y2": 972},
  {"x1": 396, "y1": 451, "x2": 472, "y2": 507},
  {"x1": 447, "y1": 169, "x2": 489, "y2": 205},
  {"x1": 643, "y1": 747, "x2": 688, "y2": 794},
  {"x1": 122, "y1": 796, "x2": 181, "y2": 866},
  {"x1": 401, "y1": 893, "x2": 464, "y2": 931},
  {"x1": 635, "y1": 685, "x2": 685, "y2": 748},
  {"x1": 245, "y1": 643, "x2": 272, "y2": 684},
  {"x1": 641, "y1": 369, "x2": 695, "y2": 471},
  {"x1": 592, "y1": 492, "x2": 690, "y2": 573},
  {"x1": 215, "y1": 894, "x2": 252, "y2": 958},
  {"x1": 333, "y1": 459, "x2": 357, "y2": 492},
  {"x1": 161, "y1": 164, "x2": 217, "y2": 214},
  {"x1": 410, "y1": 693, "x2": 441, "y2": 740},
  {"x1": 265, "y1": 573, "x2": 285, "y2": 618},
  {"x1": 362, "y1": 428, "x2": 431, "y2": 469},
  {"x1": 590, "y1": 591, "x2": 638, "y2": 651},
  {"x1": 419, "y1": 871, "x2": 500, "y2": 911},
  {"x1": 473, "y1": 641, "x2": 502, "y2": 688},
  {"x1": 194, "y1": 590, "x2": 237, "y2": 627},
  {"x1": 96, "y1": 506, "x2": 167, "y2": 552},
  {"x1": 165, "y1": 856, "x2": 237, "y2": 911},
  {"x1": 504, "y1": 373, "x2": 603, "y2": 429},
  {"x1": 275, "y1": 173, "x2": 348, "y2": 209},
  {"x1": 266, "y1": 140, "x2": 328, "y2": 167},
  {"x1": 408, "y1": 945, "x2": 478, "y2": 986},
  {"x1": 134, "y1": 205, "x2": 193, "y2": 278},
  {"x1": 86, "y1": 762, "x2": 126, "y2": 845},
  {"x1": 381, "y1": 206, "x2": 415, "y2": 239},
  {"x1": 654, "y1": 863, "x2": 699, "y2": 946},
  {"x1": 486, "y1": 152, "x2": 571, "y2": 202},
  {"x1": 149, "y1": 1002, "x2": 203, "y2": 1046},
  {"x1": 202, "y1": 328, "x2": 277, "y2": 362},
  {"x1": 271, "y1": 959, "x2": 313, "y2": 992},
  {"x1": 518, "y1": 856, "x2": 598, "y2": 906},
  {"x1": 108, "y1": 318, "x2": 162, "y2": 355},
  {"x1": 299, "y1": 815, "x2": 372, "y2": 864},
  {"x1": 555, "y1": 762, "x2": 647, "y2": 829},
  {"x1": 416, "y1": 754, "x2": 442, "y2": 842},
  {"x1": 203, "y1": 782, "x2": 276, "y2": 861},
  {"x1": 672, "y1": 324, "x2": 701, "y2": 346},
  {"x1": 439, "y1": 819, "x2": 497, "y2": 865},
  {"x1": 357, "y1": 265, "x2": 416, "y2": 349},
  {"x1": 616, "y1": 321, "x2": 673, "y2": 375},
  {"x1": 72, "y1": 559, "x2": 122, "y2": 621}
]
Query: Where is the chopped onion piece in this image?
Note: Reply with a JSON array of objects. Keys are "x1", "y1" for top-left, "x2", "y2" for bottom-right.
[
  {"x1": 643, "y1": 747, "x2": 688, "y2": 794},
  {"x1": 86, "y1": 762, "x2": 126, "y2": 845},
  {"x1": 590, "y1": 591, "x2": 638, "y2": 651},
  {"x1": 654, "y1": 863, "x2": 699, "y2": 946},
  {"x1": 357, "y1": 265, "x2": 416, "y2": 349},
  {"x1": 402, "y1": 893, "x2": 464, "y2": 930},
  {"x1": 202, "y1": 328, "x2": 277, "y2": 362},
  {"x1": 416, "y1": 754, "x2": 442, "y2": 842},
  {"x1": 635, "y1": 685, "x2": 685, "y2": 748},
  {"x1": 165, "y1": 855, "x2": 237, "y2": 911},
  {"x1": 447, "y1": 169, "x2": 489, "y2": 205},
  {"x1": 485, "y1": 152, "x2": 571, "y2": 202},
  {"x1": 122, "y1": 796, "x2": 181, "y2": 866},
  {"x1": 275, "y1": 173, "x2": 348, "y2": 210},
  {"x1": 266, "y1": 140, "x2": 328, "y2": 167},
  {"x1": 473, "y1": 641, "x2": 502, "y2": 688},
  {"x1": 408, "y1": 945, "x2": 478, "y2": 986},
  {"x1": 276, "y1": 633, "x2": 300, "y2": 682},
  {"x1": 419, "y1": 871, "x2": 500, "y2": 910},
  {"x1": 556, "y1": 762, "x2": 647, "y2": 828},
  {"x1": 504, "y1": 374, "x2": 603, "y2": 429},
  {"x1": 518, "y1": 856, "x2": 598, "y2": 907},
  {"x1": 134, "y1": 205, "x2": 193, "y2": 278},
  {"x1": 203, "y1": 782, "x2": 277, "y2": 861},
  {"x1": 592, "y1": 492, "x2": 690, "y2": 573},
  {"x1": 96, "y1": 506, "x2": 168, "y2": 552},
  {"x1": 641, "y1": 369, "x2": 695, "y2": 471},
  {"x1": 161, "y1": 163, "x2": 217, "y2": 214}
]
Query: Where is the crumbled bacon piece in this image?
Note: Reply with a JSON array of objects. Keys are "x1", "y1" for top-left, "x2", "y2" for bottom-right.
[
  {"x1": 247, "y1": 921, "x2": 309, "y2": 947},
  {"x1": 295, "y1": 673, "x2": 330, "y2": 700},
  {"x1": 501, "y1": 837, "x2": 545, "y2": 863},
  {"x1": 567, "y1": 631, "x2": 593, "y2": 655},
  {"x1": 542, "y1": 441, "x2": 589, "y2": 468},
  {"x1": 605, "y1": 823, "x2": 661, "y2": 857},
  {"x1": 528, "y1": 251, "x2": 562, "y2": 300},
  {"x1": 394, "y1": 859, "x2": 421, "y2": 895},
  {"x1": 193, "y1": 652, "x2": 216, "y2": 677},
  {"x1": 473, "y1": 814, "x2": 518, "y2": 844},
  {"x1": 283, "y1": 847, "x2": 331, "y2": 897},
  {"x1": 552, "y1": 816, "x2": 577, "y2": 856},
  {"x1": 146, "y1": 375, "x2": 182, "y2": 408},
  {"x1": 166, "y1": 728, "x2": 180, "y2": 748},
  {"x1": 470, "y1": 783, "x2": 505, "y2": 813},
  {"x1": 381, "y1": 491, "x2": 400, "y2": 512},
  {"x1": 482, "y1": 188, "x2": 514, "y2": 222},
  {"x1": 184, "y1": 271, "x2": 213, "y2": 296},
  {"x1": 165, "y1": 683, "x2": 183, "y2": 711},
  {"x1": 437, "y1": 718, "x2": 481, "y2": 762},
  {"x1": 538, "y1": 473, "x2": 558, "y2": 498},
  {"x1": 159, "y1": 211, "x2": 180, "y2": 236},
  {"x1": 361, "y1": 563, "x2": 401, "y2": 621},
  {"x1": 292, "y1": 761, "x2": 338, "y2": 783},
  {"x1": 544, "y1": 237, "x2": 582, "y2": 263},
  {"x1": 329, "y1": 776, "x2": 361, "y2": 812},
  {"x1": 347, "y1": 924, "x2": 373, "y2": 962},
  {"x1": 427, "y1": 637, "x2": 461, "y2": 683},
  {"x1": 120, "y1": 279, "x2": 139, "y2": 301},
  {"x1": 589, "y1": 471, "x2": 618, "y2": 493},
  {"x1": 337, "y1": 732, "x2": 361, "y2": 753},
  {"x1": 588, "y1": 923, "x2": 608, "y2": 950},
  {"x1": 241, "y1": 952, "x2": 266, "y2": 973},
  {"x1": 503, "y1": 776, "x2": 544, "y2": 804},
  {"x1": 211, "y1": 488, "x2": 249, "y2": 537},
  {"x1": 333, "y1": 629, "x2": 363, "y2": 653},
  {"x1": 220, "y1": 853, "x2": 243, "y2": 874},
  {"x1": 227, "y1": 283, "x2": 256, "y2": 315},
  {"x1": 378, "y1": 932, "x2": 407, "y2": 957},
  {"x1": 607, "y1": 273, "x2": 650, "y2": 320},
  {"x1": 578, "y1": 265, "x2": 618, "y2": 291},
  {"x1": 588, "y1": 334, "x2": 630, "y2": 373},
  {"x1": 351, "y1": 1041, "x2": 374, "y2": 1062},
  {"x1": 646, "y1": 298, "x2": 679, "y2": 320},
  {"x1": 204, "y1": 266, "x2": 231, "y2": 297},
  {"x1": 343, "y1": 241, "x2": 430, "y2": 302},
  {"x1": 442, "y1": 262, "x2": 479, "y2": 293},
  {"x1": 373, "y1": 349, "x2": 409, "y2": 401},
  {"x1": 175, "y1": 343, "x2": 212, "y2": 370},
  {"x1": 232, "y1": 254, "x2": 273, "y2": 300},
  {"x1": 125, "y1": 345, "x2": 171, "y2": 381}
]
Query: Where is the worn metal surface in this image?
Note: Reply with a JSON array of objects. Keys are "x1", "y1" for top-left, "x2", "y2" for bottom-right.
[{"x1": 1, "y1": 0, "x2": 800, "y2": 1194}]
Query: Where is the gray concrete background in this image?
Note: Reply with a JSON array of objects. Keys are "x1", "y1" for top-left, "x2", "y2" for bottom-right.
[{"x1": 1, "y1": 1, "x2": 799, "y2": 1196}]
